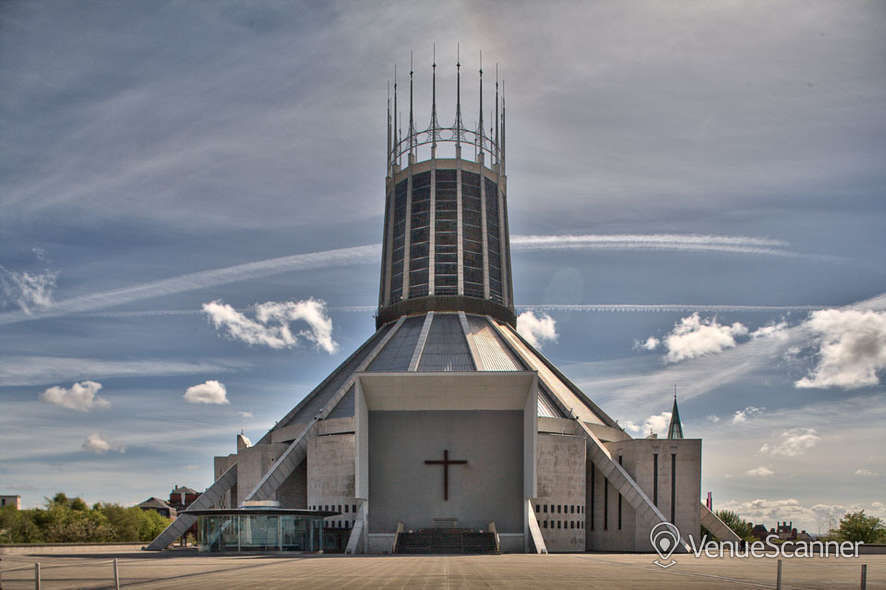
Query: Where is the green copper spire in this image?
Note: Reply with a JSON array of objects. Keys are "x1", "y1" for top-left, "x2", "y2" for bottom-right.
[{"x1": 667, "y1": 387, "x2": 684, "y2": 440}]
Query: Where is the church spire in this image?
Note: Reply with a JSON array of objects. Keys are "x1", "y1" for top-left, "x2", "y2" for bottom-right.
[{"x1": 667, "y1": 386, "x2": 684, "y2": 440}]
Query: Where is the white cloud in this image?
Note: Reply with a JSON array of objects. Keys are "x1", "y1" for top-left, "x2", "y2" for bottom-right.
[
  {"x1": 707, "y1": 415, "x2": 721, "y2": 423},
  {"x1": 746, "y1": 466, "x2": 775, "y2": 477},
  {"x1": 203, "y1": 298, "x2": 338, "y2": 354},
  {"x1": 795, "y1": 309, "x2": 886, "y2": 389},
  {"x1": 516, "y1": 311, "x2": 558, "y2": 348},
  {"x1": 82, "y1": 432, "x2": 125, "y2": 454},
  {"x1": 634, "y1": 336, "x2": 660, "y2": 351},
  {"x1": 660, "y1": 313, "x2": 749, "y2": 363},
  {"x1": 237, "y1": 410, "x2": 253, "y2": 419},
  {"x1": 732, "y1": 406, "x2": 763, "y2": 424},
  {"x1": 39, "y1": 380, "x2": 110, "y2": 412},
  {"x1": 643, "y1": 411, "x2": 672, "y2": 437},
  {"x1": 0, "y1": 265, "x2": 57, "y2": 314},
  {"x1": 855, "y1": 469, "x2": 878, "y2": 477},
  {"x1": 621, "y1": 420, "x2": 641, "y2": 433},
  {"x1": 751, "y1": 322, "x2": 788, "y2": 340},
  {"x1": 183, "y1": 380, "x2": 229, "y2": 405},
  {"x1": 759, "y1": 428, "x2": 821, "y2": 457}
]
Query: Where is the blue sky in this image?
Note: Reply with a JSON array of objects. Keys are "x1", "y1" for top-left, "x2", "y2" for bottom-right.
[{"x1": 1, "y1": 1, "x2": 884, "y2": 533}]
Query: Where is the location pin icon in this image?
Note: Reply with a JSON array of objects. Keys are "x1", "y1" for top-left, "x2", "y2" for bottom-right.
[{"x1": 650, "y1": 521, "x2": 681, "y2": 562}]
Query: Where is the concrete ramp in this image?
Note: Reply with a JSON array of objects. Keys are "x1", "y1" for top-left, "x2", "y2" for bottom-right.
[
  {"x1": 244, "y1": 422, "x2": 314, "y2": 502},
  {"x1": 526, "y1": 499, "x2": 548, "y2": 554},
  {"x1": 146, "y1": 464, "x2": 237, "y2": 550},
  {"x1": 345, "y1": 503, "x2": 366, "y2": 554},
  {"x1": 699, "y1": 504, "x2": 741, "y2": 542}
]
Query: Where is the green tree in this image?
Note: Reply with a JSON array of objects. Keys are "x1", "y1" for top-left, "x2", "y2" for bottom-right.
[
  {"x1": 715, "y1": 509, "x2": 755, "y2": 541},
  {"x1": 835, "y1": 510, "x2": 885, "y2": 544},
  {"x1": 0, "y1": 494, "x2": 172, "y2": 544}
]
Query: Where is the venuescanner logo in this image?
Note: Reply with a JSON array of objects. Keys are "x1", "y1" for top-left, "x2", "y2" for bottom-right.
[
  {"x1": 649, "y1": 523, "x2": 864, "y2": 571},
  {"x1": 650, "y1": 521, "x2": 681, "y2": 568}
]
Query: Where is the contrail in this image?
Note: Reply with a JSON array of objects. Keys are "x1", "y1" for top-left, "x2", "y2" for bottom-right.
[
  {"x1": 0, "y1": 233, "x2": 817, "y2": 326},
  {"x1": 516, "y1": 304, "x2": 823, "y2": 313},
  {"x1": 0, "y1": 244, "x2": 380, "y2": 326}
]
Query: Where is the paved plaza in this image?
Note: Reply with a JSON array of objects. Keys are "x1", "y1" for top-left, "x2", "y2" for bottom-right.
[{"x1": 0, "y1": 551, "x2": 882, "y2": 589}]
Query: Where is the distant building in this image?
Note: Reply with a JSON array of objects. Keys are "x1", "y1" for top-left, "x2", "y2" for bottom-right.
[
  {"x1": 751, "y1": 521, "x2": 811, "y2": 541},
  {"x1": 169, "y1": 485, "x2": 200, "y2": 512},
  {"x1": 0, "y1": 495, "x2": 21, "y2": 510},
  {"x1": 137, "y1": 497, "x2": 176, "y2": 519},
  {"x1": 751, "y1": 523, "x2": 769, "y2": 541}
]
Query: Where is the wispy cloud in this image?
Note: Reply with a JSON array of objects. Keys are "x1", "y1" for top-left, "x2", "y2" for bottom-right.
[
  {"x1": 82, "y1": 432, "x2": 125, "y2": 455},
  {"x1": 0, "y1": 233, "x2": 821, "y2": 328},
  {"x1": 522, "y1": 304, "x2": 823, "y2": 313},
  {"x1": 760, "y1": 428, "x2": 821, "y2": 457},
  {"x1": 510, "y1": 233, "x2": 801, "y2": 257},
  {"x1": 0, "y1": 244, "x2": 379, "y2": 326},
  {"x1": 0, "y1": 265, "x2": 57, "y2": 314},
  {"x1": 581, "y1": 292, "x2": 886, "y2": 414},
  {"x1": 733, "y1": 406, "x2": 764, "y2": 424},
  {"x1": 0, "y1": 356, "x2": 245, "y2": 387},
  {"x1": 746, "y1": 466, "x2": 775, "y2": 477}
]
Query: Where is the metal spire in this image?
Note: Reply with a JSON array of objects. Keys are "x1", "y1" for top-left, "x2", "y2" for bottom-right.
[
  {"x1": 387, "y1": 80, "x2": 392, "y2": 176},
  {"x1": 478, "y1": 50, "x2": 484, "y2": 164},
  {"x1": 456, "y1": 43, "x2": 463, "y2": 152},
  {"x1": 500, "y1": 78, "x2": 506, "y2": 173},
  {"x1": 668, "y1": 386, "x2": 684, "y2": 440},
  {"x1": 409, "y1": 50, "x2": 415, "y2": 162},
  {"x1": 495, "y1": 63, "x2": 500, "y2": 167},
  {"x1": 431, "y1": 42, "x2": 438, "y2": 158},
  {"x1": 393, "y1": 64, "x2": 399, "y2": 168}
]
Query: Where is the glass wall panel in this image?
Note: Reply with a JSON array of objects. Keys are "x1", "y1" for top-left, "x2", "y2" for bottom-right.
[
  {"x1": 434, "y1": 169, "x2": 458, "y2": 295},
  {"x1": 485, "y1": 178, "x2": 503, "y2": 303},
  {"x1": 409, "y1": 171, "x2": 431, "y2": 297},
  {"x1": 281, "y1": 516, "x2": 308, "y2": 551},
  {"x1": 461, "y1": 171, "x2": 484, "y2": 298},
  {"x1": 390, "y1": 179, "x2": 408, "y2": 301}
]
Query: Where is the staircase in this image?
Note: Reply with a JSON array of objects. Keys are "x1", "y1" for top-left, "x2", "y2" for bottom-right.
[{"x1": 394, "y1": 528, "x2": 498, "y2": 554}]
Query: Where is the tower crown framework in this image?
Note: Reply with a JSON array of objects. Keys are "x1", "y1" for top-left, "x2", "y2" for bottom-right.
[{"x1": 379, "y1": 51, "x2": 513, "y2": 328}]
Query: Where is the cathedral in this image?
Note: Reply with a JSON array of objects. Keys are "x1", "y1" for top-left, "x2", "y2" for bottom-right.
[{"x1": 148, "y1": 56, "x2": 737, "y2": 554}]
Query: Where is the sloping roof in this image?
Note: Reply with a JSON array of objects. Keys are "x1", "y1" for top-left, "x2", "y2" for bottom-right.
[
  {"x1": 139, "y1": 497, "x2": 173, "y2": 509},
  {"x1": 261, "y1": 312, "x2": 621, "y2": 443}
]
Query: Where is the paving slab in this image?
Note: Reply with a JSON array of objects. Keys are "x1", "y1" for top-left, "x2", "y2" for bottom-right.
[{"x1": 1, "y1": 551, "x2": 883, "y2": 589}]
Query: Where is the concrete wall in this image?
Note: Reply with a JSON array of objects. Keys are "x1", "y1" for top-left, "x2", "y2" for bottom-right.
[
  {"x1": 214, "y1": 453, "x2": 238, "y2": 508},
  {"x1": 368, "y1": 410, "x2": 524, "y2": 534},
  {"x1": 307, "y1": 432, "x2": 358, "y2": 529},
  {"x1": 533, "y1": 432, "x2": 586, "y2": 552},
  {"x1": 585, "y1": 438, "x2": 702, "y2": 551},
  {"x1": 277, "y1": 459, "x2": 307, "y2": 508}
]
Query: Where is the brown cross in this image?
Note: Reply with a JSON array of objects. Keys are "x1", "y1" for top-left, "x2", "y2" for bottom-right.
[{"x1": 424, "y1": 449, "x2": 467, "y2": 501}]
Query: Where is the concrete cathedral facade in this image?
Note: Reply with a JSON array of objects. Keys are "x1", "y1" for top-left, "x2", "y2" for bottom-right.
[{"x1": 148, "y1": 57, "x2": 737, "y2": 554}]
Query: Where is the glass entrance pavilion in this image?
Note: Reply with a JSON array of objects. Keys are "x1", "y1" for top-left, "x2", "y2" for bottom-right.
[{"x1": 189, "y1": 508, "x2": 338, "y2": 552}]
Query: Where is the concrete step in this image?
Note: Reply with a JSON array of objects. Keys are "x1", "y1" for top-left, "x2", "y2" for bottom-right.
[{"x1": 395, "y1": 529, "x2": 497, "y2": 554}]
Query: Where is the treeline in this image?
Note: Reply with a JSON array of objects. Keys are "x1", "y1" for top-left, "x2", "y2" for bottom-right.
[
  {"x1": 0, "y1": 493, "x2": 171, "y2": 544},
  {"x1": 715, "y1": 509, "x2": 886, "y2": 543}
]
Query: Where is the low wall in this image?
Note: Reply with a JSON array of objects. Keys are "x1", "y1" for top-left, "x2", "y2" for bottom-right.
[
  {"x1": 860, "y1": 544, "x2": 886, "y2": 555},
  {"x1": 0, "y1": 543, "x2": 145, "y2": 555}
]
